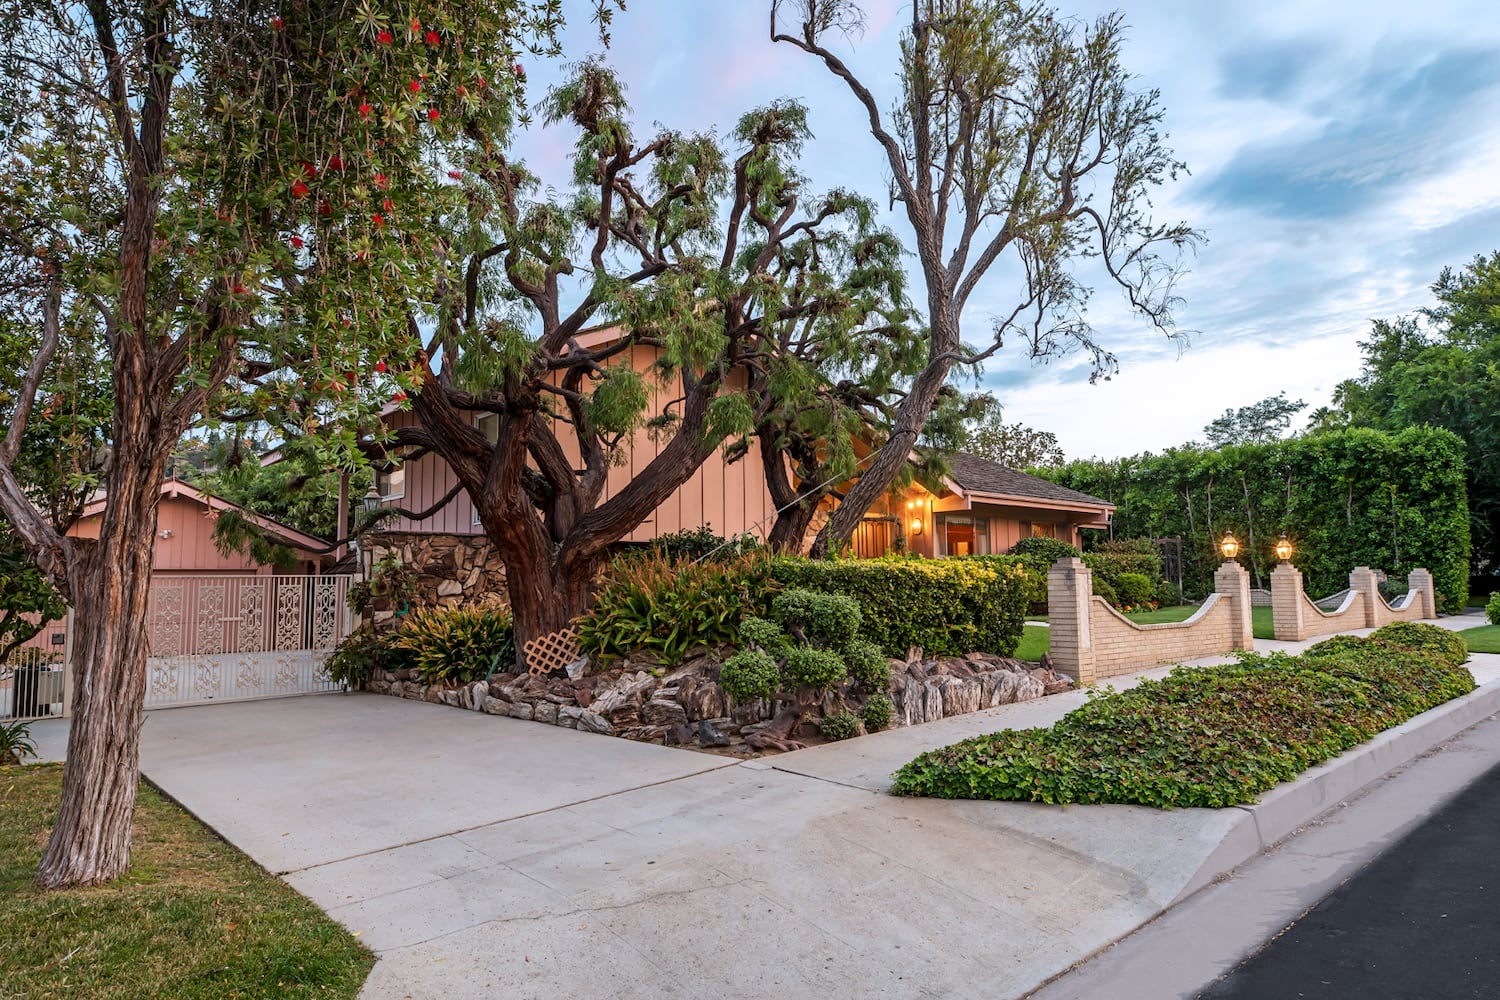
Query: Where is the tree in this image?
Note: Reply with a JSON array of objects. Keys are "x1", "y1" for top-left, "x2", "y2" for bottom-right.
[
  {"x1": 1201, "y1": 392, "x2": 1307, "y2": 448},
  {"x1": 962, "y1": 400, "x2": 1065, "y2": 469},
  {"x1": 0, "y1": 0, "x2": 604, "y2": 887},
  {"x1": 770, "y1": 0, "x2": 1198, "y2": 555},
  {"x1": 1331, "y1": 253, "x2": 1500, "y2": 572}
]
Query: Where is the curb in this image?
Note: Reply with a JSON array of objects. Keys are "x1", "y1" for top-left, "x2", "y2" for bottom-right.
[{"x1": 1174, "y1": 677, "x2": 1500, "y2": 904}]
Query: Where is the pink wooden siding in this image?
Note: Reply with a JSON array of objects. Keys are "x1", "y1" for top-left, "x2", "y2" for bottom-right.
[{"x1": 69, "y1": 496, "x2": 311, "y2": 574}]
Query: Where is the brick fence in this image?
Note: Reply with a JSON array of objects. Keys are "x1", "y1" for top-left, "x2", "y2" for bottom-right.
[
  {"x1": 1270, "y1": 564, "x2": 1436, "y2": 641},
  {"x1": 1046, "y1": 558, "x2": 1253, "y2": 686}
]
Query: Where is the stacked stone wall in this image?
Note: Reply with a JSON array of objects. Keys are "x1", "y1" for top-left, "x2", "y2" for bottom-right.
[{"x1": 363, "y1": 531, "x2": 508, "y2": 609}]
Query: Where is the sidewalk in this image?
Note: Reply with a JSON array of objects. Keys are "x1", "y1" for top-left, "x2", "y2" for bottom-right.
[{"x1": 21, "y1": 615, "x2": 1499, "y2": 999}]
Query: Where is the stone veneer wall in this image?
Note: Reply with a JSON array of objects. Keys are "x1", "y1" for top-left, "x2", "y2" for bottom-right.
[
  {"x1": 363, "y1": 531, "x2": 508, "y2": 608},
  {"x1": 1047, "y1": 557, "x2": 1253, "y2": 686},
  {"x1": 1270, "y1": 564, "x2": 1437, "y2": 641}
]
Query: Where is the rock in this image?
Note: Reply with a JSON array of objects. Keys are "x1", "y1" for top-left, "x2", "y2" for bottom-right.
[
  {"x1": 575, "y1": 710, "x2": 614, "y2": 736},
  {"x1": 387, "y1": 683, "x2": 405, "y2": 698},
  {"x1": 534, "y1": 701, "x2": 559, "y2": 725},
  {"x1": 665, "y1": 723, "x2": 696, "y2": 746},
  {"x1": 436, "y1": 579, "x2": 463, "y2": 597},
  {"x1": 482, "y1": 696, "x2": 509, "y2": 715},
  {"x1": 488, "y1": 680, "x2": 511, "y2": 701},
  {"x1": 508, "y1": 702, "x2": 534, "y2": 721},
  {"x1": 470, "y1": 682, "x2": 488, "y2": 710},
  {"x1": 367, "y1": 679, "x2": 391, "y2": 694},
  {"x1": 393, "y1": 668, "x2": 415, "y2": 682},
  {"x1": 560, "y1": 705, "x2": 586, "y2": 723},
  {"x1": 696, "y1": 720, "x2": 730, "y2": 748},
  {"x1": 438, "y1": 689, "x2": 459, "y2": 707},
  {"x1": 934, "y1": 657, "x2": 974, "y2": 678},
  {"x1": 921, "y1": 678, "x2": 945, "y2": 724},
  {"x1": 678, "y1": 676, "x2": 727, "y2": 722},
  {"x1": 740, "y1": 720, "x2": 774, "y2": 736},
  {"x1": 557, "y1": 715, "x2": 578, "y2": 729},
  {"x1": 980, "y1": 670, "x2": 1021, "y2": 707},
  {"x1": 643, "y1": 698, "x2": 689, "y2": 728},
  {"x1": 732, "y1": 700, "x2": 767, "y2": 727},
  {"x1": 1043, "y1": 675, "x2": 1073, "y2": 696},
  {"x1": 564, "y1": 656, "x2": 590, "y2": 680},
  {"x1": 618, "y1": 725, "x2": 667, "y2": 742},
  {"x1": 905, "y1": 646, "x2": 924, "y2": 665},
  {"x1": 939, "y1": 675, "x2": 981, "y2": 717}
]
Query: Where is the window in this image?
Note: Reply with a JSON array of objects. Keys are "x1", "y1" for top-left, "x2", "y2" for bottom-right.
[
  {"x1": 376, "y1": 463, "x2": 405, "y2": 502},
  {"x1": 936, "y1": 514, "x2": 989, "y2": 556},
  {"x1": 1030, "y1": 521, "x2": 1058, "y2": 539}
]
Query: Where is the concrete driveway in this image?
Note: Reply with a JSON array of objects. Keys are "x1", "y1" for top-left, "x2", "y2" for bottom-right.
[{"x1": 24, "y1": 618, "x2": 1500, "y2": 999}]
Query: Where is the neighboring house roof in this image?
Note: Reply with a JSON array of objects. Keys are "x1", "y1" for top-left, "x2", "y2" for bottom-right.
[
  {"x1": 945, "y1": 452, "x2": 1113, "y2": 511},
  {"x1": 78, "y1": 479, "x2": 333, "y2": 556}
]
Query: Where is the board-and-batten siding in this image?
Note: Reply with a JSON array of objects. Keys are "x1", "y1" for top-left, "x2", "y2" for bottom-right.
[
  {"x1": 378, "y1": 344, "x2": 778, "y2": 542},
  {"x1": 70, "y1": 496, "x2": 291, "y2": 574}
]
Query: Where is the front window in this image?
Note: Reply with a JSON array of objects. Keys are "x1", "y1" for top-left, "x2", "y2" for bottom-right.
[
  {"x1": 376, "y1": 463, "x2": 405, "y2": 502},
  {"x1": 937, "y1": 514, "x2": 989, "y2": 556}
]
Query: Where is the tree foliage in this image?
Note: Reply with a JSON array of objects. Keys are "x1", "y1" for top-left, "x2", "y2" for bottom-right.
[
  {"x1": 1202, "y1": 392, "x2": 1307, "y2": 449},
  {"x1": 962, "y1": 399, "x2": 1064, "y2": 469}
]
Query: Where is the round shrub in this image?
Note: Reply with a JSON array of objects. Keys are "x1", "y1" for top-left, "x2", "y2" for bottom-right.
[
  {"x1": 860, "y1": 692, "x2": 894, "y2": 733},
  {"x1": 1008, "y1": 536, "x2": 1081, "y2": 563},
  {"x1": 1487, "y1": 592, "x2": 1500, "y2": 626},
  {"x1": 740, "y1": 615, "x2": 786, "y2": 651},
  {"x1": 1092, "y1": 577, "x2": 1118, "y2": 606},
  {"x1": 720, "y1": 649, "x2": 781, "y2": 703},
  {"x1": 1155, "y1": 579, "x2": 1185, "y2": 607},
  {"x1": 773, "y1": 588, "x2": 861, "y2": 648},
  {"x1": 1368, "y1": 621, "x2": 1469, "y2": 667},
  {"x1": 819, "y1": 710, "x2": 861, "y2": 742},
  {"x1": 782, "y1": 645, "x2": 847, "y2": 691},
  {"x1": 844, "y1": 639, "x2": 890, "y2": 692},
  {"x1": 1115, "y1": 572, "x2": 1155, "y2": 607}
]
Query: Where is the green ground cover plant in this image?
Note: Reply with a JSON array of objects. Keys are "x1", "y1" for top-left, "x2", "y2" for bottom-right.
[
  {"x1": 892, "y1": 623, "x2": 1474, "y2": 808},
  {"x1": 0, "y1": 765, "x2": 372, "y2": 998}
]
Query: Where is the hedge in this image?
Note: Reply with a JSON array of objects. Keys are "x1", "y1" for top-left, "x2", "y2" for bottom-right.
[
  {"x1": 891, "y1": 622, "x2": 1475, "y2": 808},
  {"x1": 769, "y1": 556, "x2": 1028, "y2": 657},
  {"x1": 1042, "y1": 426, "x2": 1471, "y2": 611}
]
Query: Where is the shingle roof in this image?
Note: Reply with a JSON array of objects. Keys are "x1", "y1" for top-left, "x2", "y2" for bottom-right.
[{"x1": 946, "y1": 452, "x2": 1113, "y2": 508}]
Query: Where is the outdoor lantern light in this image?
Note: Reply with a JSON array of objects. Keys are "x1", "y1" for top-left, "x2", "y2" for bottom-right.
[
  {"x1": 1275, "y1": 535, "x2": 1293, "y2": 562},
  {"x1": 1219, "y1": 531, "x2": 1240, "y2": 560},
  {"x1": 363, "y1": 483, "x2": 383, "y2": 513},
  {"x1": 910, "y1": 517, "x2": 924, "y2": 536}
]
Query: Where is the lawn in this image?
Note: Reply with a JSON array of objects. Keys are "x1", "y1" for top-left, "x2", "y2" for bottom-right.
[
  {"x1": 0, "y1": 764, "x2": 373, "y2": 999},
  {"x1": 1460, "y1": 625, "x2": 1500, "y2": 654},
  {"x1": 1014, "y1": 604, "x2": 1275, "y2": 662}
]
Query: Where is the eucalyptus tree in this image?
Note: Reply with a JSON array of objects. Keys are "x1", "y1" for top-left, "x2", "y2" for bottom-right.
[
  {"x1": 770, "y1": 0, "x2": 1201, "y2": 554},
  {"x1": 0, "y1": 0, "x2": 612, "y2": 887}
]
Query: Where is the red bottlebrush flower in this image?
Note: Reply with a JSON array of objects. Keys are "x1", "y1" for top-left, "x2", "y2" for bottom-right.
[
  {"x1": 456, "y1": 84, "x2": 467, "y2": 97},
  {"x1": 289, "y1": 234, "x2": 304, "y2": 249},
  {"x1": 301, "y1": 160, "x2": 318, "y2": 178},
  {"x1": 375, "y1": 360, "x2": 387, "y2": 373},
  {"x1": 318, "y1": 200, "x2": 332, "y2": 216},
  {"x1": 424, "y1": 29, "x2": 440, "y2": 46},
  {"x1": 373, "y1": 172, "x2": 389, "y2": 189},
  {"x1": 330, "y1": 380, "x2": 346, "y2": 393},
  {"x1": 359, "y1": 102, "x2": 372, "y2": 119},
  {"x1": 271, "y1": 15, "x2": 284, "y2": 31},
  {"x1": 327, "y1": 155, "x2": 344, "y2": 172},
  {"x1": 382, "y1": 197, "x2": 395, "y2": 212},
  {"x1": 513, "y1": 63, "x2": 524, "y2": 77},
  {"x1": 474, "y1": 76, "x2": 486, "y2": 89},
  {"x1": 408, "y1": 79, "x2": 421, "y2": 94},
  {"x1": 290, "y1": 180, "x2": 309, "y2": 199},
  {"x1": 409, "y1": 18, "x2": 420, "y2": 34},
  {"x1": 427, "y1": 108, "x2": 440, "y2": 122},
  {"x1": 392, "y1": 391, "x2": 408, "y2": 403},
  {"x1": 376, "y1": 29, "x2": 393, "y2": 45},
  {"x1": 446, "y1": 170, "x2": 462, "y2": 180},
  {"x1": 231, "y1": 283, "x2": 247, "y2": 295},
  {"x1": 372, "y1": 212, "x2": 386, "y2": 228}
]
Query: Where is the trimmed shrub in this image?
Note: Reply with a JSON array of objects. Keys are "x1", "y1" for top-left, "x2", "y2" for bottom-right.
[
  {"x1": 892, "y1": 642, "x2": 1475, "y2": 807},
  {"x1": 1008, "y1": 536, "x2": 1081, "y2": 563},
  {"x1": 772, "y1": 589, "x2": 860, "y2": 649},
  {"x1": 820, "y1": 710, "x2": 861, "y2": 742},
  {"x1": 1367, "y1": 621, "x2": 1469, "y2": 667},
  {"x1": 1082, "y1": 541, "x2": 1163, "y2": 593},
  {"x1": 1155, "y1": 579, "x2": 1185, "y2": 607},
  {"x1": 844, "y1": 639, "x2": 891, "y2": 692},
  {"x1": 783, "y1": 646, "x2": 847, "y2": 690},
  {"x1": 1092, "y1": 577, "x2": 1118, "y2": 607},
  {"x1": 1487, "y1": 592, "x2": 1500, "y2": 626},
  {"x1": 630, "y1": 524, "x2": 762, "y2": 563},
  {"x1": 769, "y1": 556, "x2": 1027, "y2": 656},
  {"x1": 860, "y1": 692, "x2": 894, "y2": 733},
  {"x1": 577, "y1": 552, "x2": 774, "y2": 664},
  {"x1": 1114, "y1": 572, "x2": 1155, "y2": 608},
  {"x1": 391, "y1": 601, "x2": 515, "y2": 684},
  {"x1": 739, "y1": 616, "x2": 787, "y2": 652},
  {"x1": 720, "y1": 648, "x2": 781, "y2": 704}
]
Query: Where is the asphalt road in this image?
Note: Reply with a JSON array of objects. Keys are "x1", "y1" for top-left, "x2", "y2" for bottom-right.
[{"x1": 1199, "y1": 761, "x2": 1500, "y2": 1000}]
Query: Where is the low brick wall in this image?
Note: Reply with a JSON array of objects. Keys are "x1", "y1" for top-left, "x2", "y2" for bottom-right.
[
  {"x1": 363, "y1": 531, "x2": 508, "y2": 608},
  {"x1": 1271, "y1": 564, "x2": 1437, "y2": 641},
  {"x1": 1047, "y1": 558, "x2": 1252, "y2": 686}
]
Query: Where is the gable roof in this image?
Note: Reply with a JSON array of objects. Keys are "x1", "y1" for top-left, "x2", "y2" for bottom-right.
[
  {"x1": 79, "y1": 479, "x2": 334, "y2": 556},
  {"x1": 945, "y1": 452, "x2": 1113, "y2": 510}
]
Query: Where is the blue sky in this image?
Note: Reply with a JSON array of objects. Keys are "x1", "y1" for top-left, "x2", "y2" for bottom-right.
[{"x1": 518, "y1": 1, "x2": 1500, "y2": 460}]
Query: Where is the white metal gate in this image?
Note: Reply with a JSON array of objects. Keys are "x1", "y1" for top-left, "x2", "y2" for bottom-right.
[{"x1": 1, "y1": 574, "x2": 352, "y2": 722}]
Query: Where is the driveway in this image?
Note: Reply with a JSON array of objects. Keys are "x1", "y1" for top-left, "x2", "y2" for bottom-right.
[{"x1": 24, "y1": 616, "x2": 1500, "y2": 999}]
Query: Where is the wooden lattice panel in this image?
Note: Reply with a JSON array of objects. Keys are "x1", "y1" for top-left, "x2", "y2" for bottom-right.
[{"x1": 523, "y1": 626, "x2": 580, "y2": 677}]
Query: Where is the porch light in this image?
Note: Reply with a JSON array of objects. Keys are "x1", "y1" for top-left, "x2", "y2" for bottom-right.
[
  {"x1": 1219, "y1": 531, "x2": 1239, "y2": 560},
  {"x1": 363, "y1": 483, "x2": 383, "y2": 512},
  {"x1": 1274, "y1": 535, "x2": 1293, "y2": 562},
  {"x1": 909, "y1": 518, "x2": 924, "y2": 536}
]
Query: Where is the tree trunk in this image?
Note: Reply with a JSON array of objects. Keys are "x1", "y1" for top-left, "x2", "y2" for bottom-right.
[
  {"x1": 34, "y1": 442, "x2": 166, "y2": 888},
  {"x1": 504, "y1": 549, "x2": 598, "y2": 669}
]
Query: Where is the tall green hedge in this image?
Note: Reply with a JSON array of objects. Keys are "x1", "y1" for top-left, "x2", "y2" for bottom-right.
[
  {"x1": 1043, "y1": 426, "x2": 1470, "y2": 612},
  {"x1": 769, "y1": 556, "x2": 1028, "y2": 657}
]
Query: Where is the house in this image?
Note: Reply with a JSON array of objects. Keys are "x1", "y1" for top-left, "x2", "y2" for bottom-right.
[
  {"x1": 69, "y1": 478, "x2": 338, "y2": 575},
  {"x1": 362, "y1": 329, "x2": 1114, "y2": 602}
]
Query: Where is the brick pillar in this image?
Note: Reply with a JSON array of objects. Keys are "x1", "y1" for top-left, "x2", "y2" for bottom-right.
[
  {"x1": 1349, "y1": 566, "x2": 1382, "y2": 628},
  {"x1": 1407, "y1": 568, "x2": 1437, "y2": 619},
  {"x1": 1214, "y1": 560, "x2": 1253, "y2": 650},
  {"x1": 1048, "y1": 557, "x2": 1096, "y2": 685},
  {"x1": 1270, "y1": 562, "x2": 1306, "y2": 641}
]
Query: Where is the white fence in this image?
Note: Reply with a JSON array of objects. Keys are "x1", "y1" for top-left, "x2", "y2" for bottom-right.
[{"x1": 2, "y1": 574, "x2": 352, "y2": 722}]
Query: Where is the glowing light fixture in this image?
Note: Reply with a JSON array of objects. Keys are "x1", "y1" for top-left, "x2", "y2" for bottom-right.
[
  {"x1": 909, "y1": 518, "x2": 923, "y2": 536},
  {"x1": 1274, "y1": 535, "x2": 1294, "y2": 562},
  {"x1": 1219, "y1": 531, "x2": 1239, "y2": 560}
]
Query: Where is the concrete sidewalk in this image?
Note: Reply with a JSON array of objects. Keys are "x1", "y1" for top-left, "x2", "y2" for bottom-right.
[{"x1": 23, "y1": 615, "x2": 1500, "y2": 999}]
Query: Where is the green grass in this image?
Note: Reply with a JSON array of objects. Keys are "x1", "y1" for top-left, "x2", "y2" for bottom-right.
[
  {"x1": 1013, "y1": 605, "x2": 1273, "y2": 662},
  {"x1": 0, "y1": 764, "x2": 373, "y2": 999},
  {"x1": 1460, "y1": 625, "x2": 1500, "y2": 654}
]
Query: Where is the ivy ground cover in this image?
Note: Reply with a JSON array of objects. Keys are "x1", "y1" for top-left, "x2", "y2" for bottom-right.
[{"x1": 892, "y1": 623, "x2": 1475, "y2": 808}]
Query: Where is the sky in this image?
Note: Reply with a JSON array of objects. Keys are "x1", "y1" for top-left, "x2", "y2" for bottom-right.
[{"x1": 515, "y1": 0, "x2": 1500, "y2": 462}]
